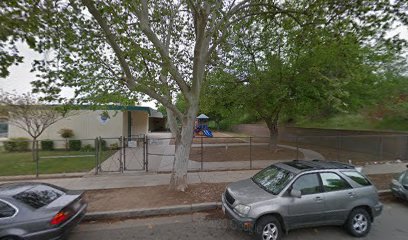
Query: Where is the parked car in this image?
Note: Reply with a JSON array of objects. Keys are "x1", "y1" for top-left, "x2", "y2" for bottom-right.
[
  {"x1": 0, "y1": 182, "x2": 87, "y2": 240},
  {"x1": 222, "y1": 160, "x2": 383, "y2": 240},
  {"x1": 390, "y1": 165, "x2": 408, "y2": 201}
]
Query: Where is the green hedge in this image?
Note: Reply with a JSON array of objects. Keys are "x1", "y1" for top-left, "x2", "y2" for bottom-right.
[
  {"x1": 41, "y1": 140, "x2": 54, "y2": 151},
  {"x1": 69, "y1": 140, "x2": 81, "y2": 151},
  {"x1": 3, "y1": 138, "x2": 30, "y2": 152}
]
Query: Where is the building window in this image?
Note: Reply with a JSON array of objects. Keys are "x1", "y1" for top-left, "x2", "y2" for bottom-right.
[{"x1": 0, "y1": 118, "x2": 8, "y2": 138}]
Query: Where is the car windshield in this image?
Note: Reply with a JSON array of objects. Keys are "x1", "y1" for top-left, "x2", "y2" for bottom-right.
[{"x1": 251, "y1": 165, "x2": 295, "y2": 195}]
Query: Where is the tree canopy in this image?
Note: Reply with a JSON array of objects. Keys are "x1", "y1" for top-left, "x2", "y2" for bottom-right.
[{"x1": 1, "y1": 0, "x2": 407, "y2": 190}]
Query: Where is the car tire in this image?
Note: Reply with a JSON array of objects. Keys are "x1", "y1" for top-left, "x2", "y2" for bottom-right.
[
  {"x1": 345, "y1": 208, "x2": 371, "y2": 237},
  {"x1": 255, "y1": 215, "x2": 282, "y2": 240}
]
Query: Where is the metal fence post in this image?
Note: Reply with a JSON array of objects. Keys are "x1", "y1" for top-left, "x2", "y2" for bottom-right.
[
  {"x1": 249, "y1": 137, "x2": 252, "y2": 170},
  {"x1": 337, "y1": 135, "x2": 341, "y2": 162},
  {"x1": 379, "y1": 136, "x2": 383, "y2": 162},
  {"x1": 144, "y1": 135, "x2": 148, "y2": 172},
  {"x1": 296, "y1": 136, "x2": 299, "y2": 160},
  {"x1": 35, "y1": 140, "x2": 39, "y2": 178},
  {"x1": 123, "y1": 136, "x2": 127, "y2": 171},
  {"x1": 95, "y1": 137, "x2": 99, "y2": 175},
  {"x1": 146, "y1": 136, "x2": 149, "y2": 172},
  {"x1": 120, "y1": 136, "x2": 124, "y2": 173},
  {"x1": 201, "y1": 137, "x2": 204, "y2": 171}
]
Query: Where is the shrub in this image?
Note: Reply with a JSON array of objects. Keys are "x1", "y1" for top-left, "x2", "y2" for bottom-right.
[
  {"x1": 69, "y1": 140, "x2": 81, "y2": 151},
  {"x1": 3, "y1": 140, "x2": 17, "y2": 152},
  {"x1": 41, "y1": 140, "x2": 54, "y2": 151},
  {"x1": 81, "y1": 144, "x2": 95, "y2": 152},
  {"x1": 58, "y1": 128, "x2": 74, "y2": 139},
  {"x1": 109, "y1": 143, "x2": 119, "y2": 150},
  {"x1": 3, "y1": 138, "x2": 29, "y2": 152},
  {"x1": 100, "y1": 139, "x2": 108, "y2": 151}
]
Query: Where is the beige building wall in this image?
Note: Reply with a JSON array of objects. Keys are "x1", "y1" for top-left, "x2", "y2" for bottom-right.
[
  {"x1": 130, "y1": 111, "x2": 149, "y2": 136},
  {"x1": 8, "y1": 110, "x2": 125, "y2": 148}
]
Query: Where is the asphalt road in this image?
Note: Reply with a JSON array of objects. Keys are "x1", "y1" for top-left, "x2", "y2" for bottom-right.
[{"x1": 69, "y1": 201, "x2": 408, "y2": 240}]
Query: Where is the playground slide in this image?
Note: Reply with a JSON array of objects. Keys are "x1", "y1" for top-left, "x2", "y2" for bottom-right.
[{"x1": 202, "y1": 129, "x2": 213, "y2": 137}]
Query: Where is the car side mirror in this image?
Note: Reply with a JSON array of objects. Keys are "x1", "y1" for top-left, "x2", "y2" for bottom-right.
[{"x1": 290, "y1": 189, "x2": 302, "y2": 198}]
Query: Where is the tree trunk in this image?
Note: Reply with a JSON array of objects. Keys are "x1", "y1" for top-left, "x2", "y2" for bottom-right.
[
  {"x1": 32, "y1": 138, "x2": 37, "y2": 162},
  {"x1": 266, "y1": 120, "x2": 279, "y2": 150},
  {"x1": 169, "y1": 108, "x2": 197, "y2": 191}
]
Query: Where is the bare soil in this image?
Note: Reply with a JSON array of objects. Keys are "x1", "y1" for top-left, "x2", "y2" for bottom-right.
[
  {"x1": 288, "y1": 141, "x2": 401, "y2": 164},
  {"x1": 169, "y1": 132, "x2": 248, "y2": 145},
  {"x1": 189, "y1": 146, "x2": 302, "y2": 162},
  {"x1": 85, "y1": 183, "x2": 228, "y2": 212},
  {"x1": 85, "y1": 173, "x2": 394, "y2": 213}
]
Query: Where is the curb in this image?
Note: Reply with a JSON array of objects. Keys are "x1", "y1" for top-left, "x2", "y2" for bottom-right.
[
  {"x1": 378, "y1": 189, "x2": 392, "y2": 197},
  {"x1": 0, "y1": 173, "x2": 85, "y2": 181},
  {"x1": 84, "y1": 202, "x2": 222, "y2": 221}
]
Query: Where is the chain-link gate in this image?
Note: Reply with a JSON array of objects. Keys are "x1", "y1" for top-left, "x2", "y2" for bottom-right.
[
  {"x1": 95, "y1": 136, "x2": 147, "y2": 174},
  {"x1": 124, "y1": 135, "x2": 147, "y2": 171}
]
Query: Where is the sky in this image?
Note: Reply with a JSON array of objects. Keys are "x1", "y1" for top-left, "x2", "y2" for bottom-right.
[
  {"x1": 0, "y1": 25, "x2": 407, "y2": 108},
  {"x1": 0, "y1": 42, "x2": 157, "y2": 108}
]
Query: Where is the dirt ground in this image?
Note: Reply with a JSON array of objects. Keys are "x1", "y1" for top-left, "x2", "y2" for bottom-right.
[
  {"x1": 290, "y1": 141, "x2": 401, "y2": 164},
  {"x1": 189, "y1": 145, "x2": 302, "y2": 162},
  {"x1": 169, "y1": 132, "x2": 249, "y2": 145},
  {"x1": 85, "y1": 173, "x2": 395, "y2": 213},
  {"x1": 85, "y1": 183, "x2": 229, "y2": 212}
]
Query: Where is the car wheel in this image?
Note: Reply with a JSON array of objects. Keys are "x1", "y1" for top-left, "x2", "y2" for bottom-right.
[
  {"x1": 255, "y1": 216, "x2": 282, "y2": 240},
  {"x1": 346, "y1": 208, "x2": 371, "y2": 237}
]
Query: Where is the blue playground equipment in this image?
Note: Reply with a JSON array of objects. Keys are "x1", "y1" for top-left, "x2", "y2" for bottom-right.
[{"x1": 194, "y1": 114, "x2": 213, "y2": 137}]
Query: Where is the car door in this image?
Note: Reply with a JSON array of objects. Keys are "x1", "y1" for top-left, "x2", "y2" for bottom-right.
[
  {"x1": 319, "y1": 172, "x2": 354, "y2": 224},
  {"x1": 285, "y1": 173, "x2": 326, "y2": 229}
]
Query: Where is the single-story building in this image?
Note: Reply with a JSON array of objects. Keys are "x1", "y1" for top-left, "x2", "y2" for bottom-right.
[{"x1": 3, "y1": 105, "x2": 165, "y2": 148}]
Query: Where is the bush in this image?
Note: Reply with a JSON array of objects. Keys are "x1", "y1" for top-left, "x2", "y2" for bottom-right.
[
  {"x1": 109, "y1": 143, "x2": 119, "y2": 150},
  {"x1": 3, "y1": 141, "x2": 17, "y2": 152},
  {"x1": 3, "y1": 138, "x2": 29, "y2": 152},
  {"x1": 41, "y1": 140, "x2": 54, "y2": 151},
  {"x1": 81, "y1": 144, "x2": 95, "y2": 152},
  {"x1": 69, "y1": 140, "x2": 81, "y2": 151},
  {"x1": 58, "y1": 128, "x2": 74, "y2": 139},
  {"x1": 100, "y1": 139, "x2": 108, "y2": 151}
]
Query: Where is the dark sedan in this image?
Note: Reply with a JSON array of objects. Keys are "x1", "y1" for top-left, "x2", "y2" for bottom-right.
[
  {"x1": 0, "y1": 182, "x2": 87, "y2": 240},
  {"x1": 390, "y1": 165, "x2": 408, "y2": 201}
]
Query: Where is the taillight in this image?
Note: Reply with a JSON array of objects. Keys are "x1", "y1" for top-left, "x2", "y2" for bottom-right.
[{"x1": 50, "y1": 211, "x2": 70, "y2": 225}]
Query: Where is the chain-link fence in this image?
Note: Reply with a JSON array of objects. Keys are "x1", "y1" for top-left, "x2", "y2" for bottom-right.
[
  {"x1": 291, "y1": 135, "x2": 408, "y2": 165},
  {"x1": 0, "y1": 138, "x2": 98, "y2": 177},
  {"x1": 187, "y1": 136, "x2": 299, "y2": 171},
  {"x1": 0, "y1": 135, "x2": 148, "y2": 177},
  {"x1": 1, "y1": 134, "x2": 407, "y2": 177}
]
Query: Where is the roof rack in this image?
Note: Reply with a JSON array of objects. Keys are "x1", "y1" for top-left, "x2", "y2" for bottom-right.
[{"x1": 285, "y1": 160, "x2": 354, "y2": 171}]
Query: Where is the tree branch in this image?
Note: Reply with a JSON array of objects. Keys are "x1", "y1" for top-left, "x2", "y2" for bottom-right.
[
  {"x1": 133, "y1": 0, "x2": 191, "y2": 97},
  {"x1": 81, "y1": 0, "x2": 137, "y2": 89}
]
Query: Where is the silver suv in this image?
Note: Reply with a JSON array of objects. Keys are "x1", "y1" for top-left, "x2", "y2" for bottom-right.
[{"x1": 222, "y1": 160, "x2": 383, "y2": 240}]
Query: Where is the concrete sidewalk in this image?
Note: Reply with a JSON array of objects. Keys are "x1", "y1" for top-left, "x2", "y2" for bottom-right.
[{"x1": 0, "y1": 162, "x2": 406, "y2": 191}]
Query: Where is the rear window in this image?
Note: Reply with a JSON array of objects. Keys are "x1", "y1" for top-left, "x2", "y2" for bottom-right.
[
  {"x1": 342, "y1": 171, "x2": 372, "y2": 186},
  {"x1": 13, "y1": 185, "x2": 64, "y2": 209}
]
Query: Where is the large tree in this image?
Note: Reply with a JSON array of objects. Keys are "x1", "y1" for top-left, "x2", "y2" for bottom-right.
[
  {"x1": 1, "y1": 0, "x2": 406, "y2": 190},
  {"x1": 214, "y1": 2, "x2": 407, "y2": 147}
]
